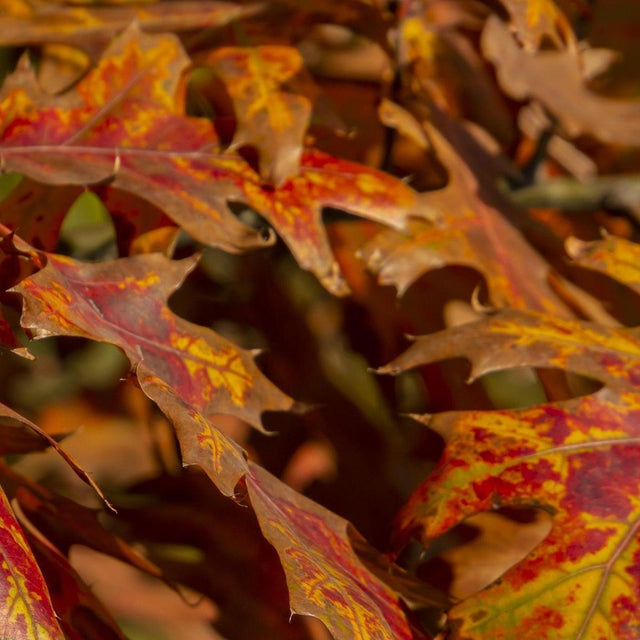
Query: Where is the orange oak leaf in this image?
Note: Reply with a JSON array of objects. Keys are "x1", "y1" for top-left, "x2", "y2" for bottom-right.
[
  {"x1": 206, "y1": 46, "x2": 312, "y2": 186},
  {"x1": 246, "y1": 462, "x2": 439, "y2": 640},
  {"x1": 496, "y1": 0, "x2": 576, "y2": 51},
  {"x1": 0, "y1": 484, "x2": 64, "y2": 640},
  {"x1": 12, "y1": 250, "x2": 294, "y2": 434},
  {"x1": 0, "y1": 24, "x2": 428, "y2": 294},
  {"x1": 138, "y1": 367, "x2": 249, "y2": 497},
  {"x1": 378, "y1": 309, "x2": 640, "y2": 639},
  {"x1": 482, "y1": 15, "x2": 640, "y2": 147},
  {"x1": 360, "y1": 119, "x2": 570, "y2": 315}
]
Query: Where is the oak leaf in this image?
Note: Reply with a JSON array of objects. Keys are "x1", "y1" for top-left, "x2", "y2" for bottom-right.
[
  {"x1": 0, "y1": 24, "x2": 428, "y2": 294},
  {"x1": 566, "y1": 234, "x2": 640, "y2": 295},
  {"x1": 22, "y1": 527, "x2": 127, "y2": 640},
  {"x1": 0, "y1": 0, "x2": 258, "y2": 62},
  {"x1": 361, "y1": 119, "x2": 569, "y2": 315},
  {"x1": 378, "y1": 309, "x2": 640, "y2": 639},
  {"x1": 496, "y1": 0, "x2": 576, "y2": 51},
  {"x1": 246, "y1": 462, "x2": 438, "y2": 640},
  {"x1": 13, "y1": 250, "x2": 294, "y2": 434}
]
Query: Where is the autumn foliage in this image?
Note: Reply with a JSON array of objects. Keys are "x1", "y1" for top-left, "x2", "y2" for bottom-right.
[{"x1": 0, "y1": 0, "x2": 640, "y2": 638}]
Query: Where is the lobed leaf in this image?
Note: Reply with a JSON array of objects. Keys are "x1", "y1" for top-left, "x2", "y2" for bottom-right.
[
  {"x1": 496, "y1": 0, "x2": 576, "y2": 52},
  {"x1": 361, "y1": 122, "x2": 569, "y2": 315},
  {"x1": 22, "y1": 528, "x2": 127, "y2": 640},
  {"x1": 0, "y1": 24, "x2": 427, "y2": 294},
  {"x1": 246, "y1": 462, "x2": 435, "y2": 640},
  {"x1": 378, "y1": 309, "x2": 640, "y2": 639},
  {"x1": 0, "y1": 0, "x2": 259, "y2": 61},
  {"x1": 566, "y1": 235, "x2": 640, "y2": 296},
  {"x1": 13, "y1": 250, "x2": 294, "y2": 434}
]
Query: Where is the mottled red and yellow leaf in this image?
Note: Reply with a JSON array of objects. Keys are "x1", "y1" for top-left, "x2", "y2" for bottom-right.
[
  {"x1": 567, "y1": 234, "x2": 640, "y2": 296},
  {"x1": 0, "y1": 485, "x2": 63, "y2": 640},
  {"x1": 13, "y1": 250, "x2": 294, "y2": 434},
  {"x1": 0, "y1": 24, "x2": 427, "y2": 294},
  {"x1": 207, "y1": 46, "x2": 311, "y2": 186},
  {"x1": 378, "y1": 309, "x2": 640, "y2": 639},
  {"x1": 246, "y1": 463, "x2": 437, "y2": 640}
]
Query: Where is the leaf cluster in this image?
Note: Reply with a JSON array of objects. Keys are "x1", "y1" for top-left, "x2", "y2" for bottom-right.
[{"x1": 1, "y1": 0, "x2": 640, "y2": 639}]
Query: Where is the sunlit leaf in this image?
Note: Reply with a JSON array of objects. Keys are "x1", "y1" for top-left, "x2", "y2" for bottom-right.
[
  {"x1": 361, "y1": 119, "x2": 569, "y2": 315},
  {"x1": 567, "y1": 234, "x2": 640, "y2": 296},
  {"x1": 206, "y1": 45, "x2": 312, "y2": 186},
  {"x1": 378, "y1": 309, "x2": 640, "y2": 639},
  {"x1": 0, "y1": 24, "x2": 428, "y2": 294}
]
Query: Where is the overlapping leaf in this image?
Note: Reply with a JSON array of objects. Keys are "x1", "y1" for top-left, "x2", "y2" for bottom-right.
[
  {"x1": 0, "y1": 462, "x2": 165, "y2": 585},
  {"x1": 0, "y1": 400, "x2": 111, "y2": 508},
  {"x1": 361, "y1": 120, "x2": 569, "y2": 315},
  {"x1": 12, "y1": 242, "x2": 444, "y2": 637},
  {"x1": 0, "y1": 178, "x2": 82, "y2": 252},
  {"x1": 0, "y1": 24, "x2": 428, "y2": 294},
  {"x1": 23, "y1": 528, "x2": 127, "y2": 640},
  {"x1": 378, "y1": 309, "x2": 640, "y2": 639},
  {"x1": 482, "y1": 15, "x2": 640, "y2": 146},
  {"x1": 0, "y1": 485, "x2": 63, "y2": 640},
  {"x1": 206, "y1": 46, "x2": 312, "y2": 186}
]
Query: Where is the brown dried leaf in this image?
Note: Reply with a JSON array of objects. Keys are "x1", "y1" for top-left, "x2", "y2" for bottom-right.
[{"x1": 482, "y1": 15, "x2": 640, "y2": 146}]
